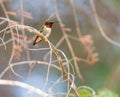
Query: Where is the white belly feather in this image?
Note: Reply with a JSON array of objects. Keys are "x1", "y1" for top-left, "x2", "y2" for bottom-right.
[{"x1": 44, "y1": 26, "x2": 51, "y2": 38}]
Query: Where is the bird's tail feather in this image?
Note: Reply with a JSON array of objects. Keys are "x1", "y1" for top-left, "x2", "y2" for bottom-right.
[{"x1": 33, "y1": 36, "x2": 42, "y2": 45}]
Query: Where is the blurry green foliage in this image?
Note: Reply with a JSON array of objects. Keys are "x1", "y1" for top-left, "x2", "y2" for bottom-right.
[
  {"x1": 77, "y1": 86, "x2": 95, "y2": 97},
  {"x1": 98, "y1": 89, "x2": 119, "y2": 97},
  {"x1": 73, "y1": 87, "x2": 119, "y2": 97},
  {"x1": 115, "y1": 0, "x2": 120, "y2": 4},
  {"x1": 109, "y1": 0, "x2": 120, "y2": 5}
]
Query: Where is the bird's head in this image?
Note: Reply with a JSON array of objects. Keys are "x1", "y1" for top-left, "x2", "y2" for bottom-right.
[{"x1": 44, "y1": 21, "x2": 57, "y2": 28}]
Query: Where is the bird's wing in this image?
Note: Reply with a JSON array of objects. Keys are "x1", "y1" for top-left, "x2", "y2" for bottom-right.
[{"x1": 33, "y1": 23, "x2": 45, "y2": 45}]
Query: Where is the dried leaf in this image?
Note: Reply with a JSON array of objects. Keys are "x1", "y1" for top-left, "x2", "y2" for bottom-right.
[{"x1": 80, "y1": 35, "x2": 99, "y2": 64}]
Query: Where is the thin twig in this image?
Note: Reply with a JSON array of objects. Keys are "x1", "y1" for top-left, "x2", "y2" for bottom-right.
[
  {"x1": 90, "y1": 0, "x2": 120, "y2": 47},
  {"x1": 70, "y1": 0, "x2": 82, "y2": 37},
  {"x1": 53, "y1": 0, "x2": 83, "y2": 81},
  {"x1": 0, "y1": 1, "x2": 18, "y2": 78},
  {"x1": 50, "y1": 43, "x2": 80, "y2": 97},
  {"x1": 0, "y1": 60, "x2": 60, "y2": 79}
]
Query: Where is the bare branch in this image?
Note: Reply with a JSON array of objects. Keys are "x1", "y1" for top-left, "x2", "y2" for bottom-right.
[{"x1": 0, "y1": 79, "x2": 52, "y2": 97}]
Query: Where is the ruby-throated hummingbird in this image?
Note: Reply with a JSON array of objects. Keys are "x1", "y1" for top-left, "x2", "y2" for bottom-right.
[{"x1": 33, "y1": 21, "x2": 55, "y2": 45}]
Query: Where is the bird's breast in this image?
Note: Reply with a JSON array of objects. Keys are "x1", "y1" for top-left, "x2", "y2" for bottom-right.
[{"x1": 43, "y1": 26, "x2": 51, "y2": 38}]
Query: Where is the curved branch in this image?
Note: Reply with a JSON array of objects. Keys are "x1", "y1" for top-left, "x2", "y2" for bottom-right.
[
  {"x1": 0, "y1": 79, "x2": 52, "y2": 97},
  {"x1": 90, "y1": 0, "x2": 120, "y2": 47}
]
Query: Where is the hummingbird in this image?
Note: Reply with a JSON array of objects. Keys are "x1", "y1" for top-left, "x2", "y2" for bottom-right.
[{"x1": 33, "y1": 21, "x2": 55, "y2": 45}]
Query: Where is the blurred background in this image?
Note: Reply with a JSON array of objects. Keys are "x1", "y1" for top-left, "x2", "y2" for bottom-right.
[{"x1": 0, "y1": 0, "x2": 120, "y2": 97}]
